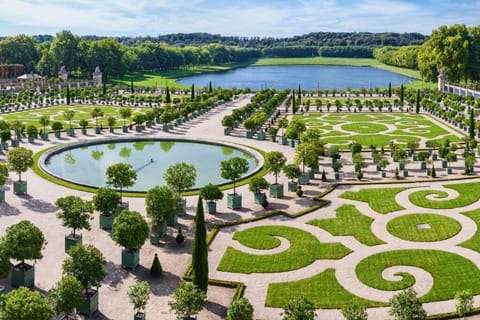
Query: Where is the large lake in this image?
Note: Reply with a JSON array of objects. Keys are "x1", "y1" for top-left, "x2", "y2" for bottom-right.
[{"x1": 176, "y1": 65, "x2": 414, "y2": 90}]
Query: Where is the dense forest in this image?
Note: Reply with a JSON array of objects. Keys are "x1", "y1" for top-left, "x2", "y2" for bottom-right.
[{"x1": 0, "y1": 26, "x2": 479, "y2": 84}]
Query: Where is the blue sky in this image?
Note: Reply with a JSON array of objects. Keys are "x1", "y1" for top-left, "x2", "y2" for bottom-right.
[{"x1": 0, "y1": 0, "x2": 478, "y2": 37}]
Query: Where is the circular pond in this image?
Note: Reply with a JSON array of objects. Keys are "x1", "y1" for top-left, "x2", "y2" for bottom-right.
[
  {"x1": 40, "y1": 138, "x2": 262, "y2": 192},
  {"x1": 386, "y1": 214, "x2": 461, "y2": 242}
]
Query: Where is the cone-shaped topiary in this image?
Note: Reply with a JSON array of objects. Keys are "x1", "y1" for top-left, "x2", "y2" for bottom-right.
[
  {"x1": 321, "y1": 169, "x2": 327, "y2": 181},
  {"x1": 150, "y1": 253, "x2": 162, "y2": 277}
]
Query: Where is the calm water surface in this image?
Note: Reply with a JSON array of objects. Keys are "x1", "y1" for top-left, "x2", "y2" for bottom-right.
[
  {"x1": 176, "y1": 65, "x2": 414, "y2": 90},
  {"x1": 44, "y1": 141, "x2": 258, "y2": 192}
]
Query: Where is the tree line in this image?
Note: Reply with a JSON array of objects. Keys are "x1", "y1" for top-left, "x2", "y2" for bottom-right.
[{"x1": 70, "y1": 31, "x2": 427, "y2": 48}]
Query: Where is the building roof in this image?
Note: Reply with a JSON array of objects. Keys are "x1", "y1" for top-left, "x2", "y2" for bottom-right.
[{"x1": 17, "y1": 72, "x2": 43, "y2": 80}]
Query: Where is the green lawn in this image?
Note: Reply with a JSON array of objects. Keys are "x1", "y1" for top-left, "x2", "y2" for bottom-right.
[
  {"x1": 217, "y1": 225, "x2": 351, "y2": 274},
  {"x1": 266, "y1": 269, "x2": 384, "y2": 309},
  {"x1": 308, "y1": 204, "x2": 384, "y2": 246},
  {"x1": 298, "y1": 113, "x2": 461, "y2": 149},
  {"x1": 460, "y1": 209, "x2": 480, "y2": 253},
  {"x1": 356, "y1": 250, "x2": 480, "y2": 302},
  {"x1": 0, "y1": 105, "x2": 149, "y2": 130},
  {"x1": 386, "y1": 214, "x2": 461, "y2": 242},
  {"x1": 408, "y1": 182, "x2": 480, "y2": 209},
  {"x1": 340, "y1": 187, "x2": 408, "y2": 214},
  {"x1": 110, "y1": 62, "x2": 249, "y2": 89}
]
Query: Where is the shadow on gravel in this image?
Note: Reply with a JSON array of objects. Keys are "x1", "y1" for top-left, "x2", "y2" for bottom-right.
[
  {"x1": 0, "y1": 202, "x2": 21, "y2": 216},
  {"x1": 20, "y1": 196, "x2": 57, "y2": 214},
  {"x1": 204, "y1": 300, "x2": 228, "y2": 319}
]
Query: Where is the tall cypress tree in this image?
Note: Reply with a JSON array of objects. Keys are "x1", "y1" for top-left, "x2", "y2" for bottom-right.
[
  {"x1": 191, "y1": 84, "x2": 195, "y2": 101},
  {"x1": 292, "y1": 90, "x2": 296, "y2": 115},
  {"x1": 400, "y1": 84, "x2": 404, "y2": 106},
  {"x1": 66, "y1": 85, "x2": 70, "y2": 105},
  {"x1": 388, "y1": 82, "x2": 392, "y2": 98},
  {"x1": 415, "y1": 89, "x2": 420, "y2": 114},
  {"x1": 192, "y1": 196, "x2": 208, "y2": 293},
  {"x1": 469, "y1": 108, "x2": 475, "y2": 139},
  {"x1": 208, "y1": 81, "x2": 213, "y2": 93},
  {"x1": 130, "y1": 79, "x2": 134, "y2": 94},
  {"x1": 165, "y1": 86, "x2": 171, "y2": 103},
  {"x1": 297, "y1": 84, "x2": 302, "y2": 106}
]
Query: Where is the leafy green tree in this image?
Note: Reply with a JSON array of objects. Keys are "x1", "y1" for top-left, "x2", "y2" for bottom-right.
[
  {"x1": 62, "y1": 244, "x2": 107, "y2": 294},
  {"x1": 48, "y1": 275, "x2": 84, "y2": 320},
  {"x1": 455, "y1": 290, "x2": 473, "y2": 318},
  {"x1": 105, "y1": 163, "x2": 137, "y2": 201},
  {"x1": 248, "y1": 176, "x2": 269, "y2": 194},
  {"x1": 119, "y1": 108, "x2": 132, "y2": 126},
  {"x1": 3, "y1": 220, "x2": 45, "y2": 265},
  {"x1": 0, "y1": 162, "x2": 9, "y2": 187},
  {"x1": 128, "y1": 281, "x2": 151, "y2": 317},
  {"x1": 164, "y1": 162, "x2": 197, "y2": 195},
  {"x1": 87, "y1": 38, "x2": 128, "y2": 77},
  {"x1": 112, "y1": 210, "x2": 149, "y2": 251},
  {"x1": 0, "y1": 240, "x2": 10, "y2": 279},
  {"x1": 226, "y1": 297, "x2": 254, "y2": 320},
  {"x1": 220, "y1": 157, "x2": 249, "y2": 194},
  {"x1": 294, "y1": 143, "x2": 318, "y2": 172},
  {"x1": 1, "y1": 286, "x2": 54, "y2": 320},
  {"x1": 146, "y1": 185, "x2": 177, "y2": 224},
  {"x1": 192, "y1": 196, "x2": 208, "y2": 293},
  {"x1": 169, "y1": 281, "x2": 207, "y2": 320},
  {"x1": 352, "y1": 153, "x2": 367, "y2": 173},
  {"x1": 0, "y1": 34, "x2": 40, "y2": 71},
  {"x1": 341, "y1": 302, "x2": 368, "y2": 320},
  {"x1": 265, "y1": 151, "x2": 287, "y2": 184},
  {"x1": 63, "y1": 110, "x2": 75, "y2": 129},
  {"x1": 6, "y1": 147, "x2": 33, "y2": 182},
  {"x1": 285, "y1": 118, "x2": 306, "y2": 140},
  {"x1": 55, "y1": 195, "x2": 94, "y2": 237},
  {"x1": 389, "y1": 288, "x2": 426, "y2": 320},
  {"x1": 92, "y1": 187, "x2": 120, "y2": 216},
  {"x1": 91, "y1": 107, "x2": 104, "y2": 128},
  {"x1": 283, "y1": 164, "x2": 301, "y2": 183},
  {"x1": 39, "y1": 116, "x2": 50, "y2": 134},
  {"x1": 282, "y1": 295, "x2": 315, "y2": 320},
  {"x1": 199, "y1": 183, "x2": 223, "y2": 203}
]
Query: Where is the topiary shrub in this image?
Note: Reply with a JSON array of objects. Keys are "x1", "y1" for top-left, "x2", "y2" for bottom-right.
[
  {"x1": 176, "y1": 227, "x2": 185, "y2": 245},
  {"x1": 150, "y1": 253, "x2": 162, "y2": 277}
]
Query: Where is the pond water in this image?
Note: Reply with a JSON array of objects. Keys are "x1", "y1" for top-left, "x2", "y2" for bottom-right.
[
  {"x1": 43, "y1": 140, "x2": 260, "y2": 192},
  {"x1": 176, "y1": 65, "x2": 414, "y2": 90}
]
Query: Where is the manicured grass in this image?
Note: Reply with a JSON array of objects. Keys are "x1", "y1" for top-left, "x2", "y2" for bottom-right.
[
  {"x1": 341, "y1": 122, "x2": 389, "y2": 134},
  {"x1": 386, "y1": 214, "x2": 461, "y2": 242},
  {"x1": 408, "y1": 182, "x2": 480, "y2": 209},
  {"x1": 110, "y1": 62, "x2": 250, "y2": 89},
  {"x1": 266, "y1": 268, "x2": 385, "y2": 309},
  {"x1": 217, "y1": 225, "x2": 351, "y2": 274},
  {"x1": 308, "y1": 204, "x2": 384, "y2": 246},
  {"x1": 297, "y1": 113, "x2": 461, "y2": 149},
  {"x1": 356, "y1": 250, "x2": 480, "y2": 302},
  {"x1": 460, "y1": 209, "x2": 480, "y2": 253},
  {"x1": 340, "y1": 187, "x2": 408, "y2": 214},
  {"x1": 0, "y1": 105, "x2": 147, "y2": 130}
]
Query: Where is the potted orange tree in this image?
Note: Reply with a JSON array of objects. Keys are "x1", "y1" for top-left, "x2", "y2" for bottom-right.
[
  {"x1": 55, "y1": 195, "x2": 94, "y2": 253},
  {"x1": 112, "y1": 210, "x2": 149, "y2": 270}
]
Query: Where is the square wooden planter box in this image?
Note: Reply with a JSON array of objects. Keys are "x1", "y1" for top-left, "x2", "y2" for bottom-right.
[
  {"x1": 227, "y1": 194, "x2": 242, "y2": 209},
  {"x1": 95, "y1": 127, "x2": 101, "y2": 134},
  {"x1": 99, "y1": 212, "x2": 119, "y2": 230},
  {"x1": 134, "y1": 312, "x2": 146, "y2": 320},
  {"x1": 176, "y1": 199, "x2": 186, "y2": 216},
  {"x1": 206, "y1": 201, "x2": 217, "y2": 214},
  {"x1": 67, "y1": 128, "x2": 75, "y2": 136},
  {"x1": 65, "y1": 234, "x2": 82, "y2": 253},
  {"x1": 11, "y1": 263, "x2": 35, "y2": 288},
  {"x1": 167, "y1": 213, "x2": 178, "y2": 226},
  {"x1": 288, "y1": 181, "x2": 298, "y2": 192},
  {"x1": 298, "y1": 173, "x2": 310, "y2": 185},
  {"x1": 13, "y1": 180, "x2": 27, "y2": 195},
  {"x1": 269, "y1": 183, "x2": 284, "y2": 198},
  {"x1": 78, "y1": 289, "x2": 99, "y2": 316},
  {"x1": 0, "y1": 189, "x2": 5, "y2": 202},
  {"x1": 279, "y1": 136, "x2": 288, "y2": 145},
  {"x1": 150, "y1": 222, "x2": 167, "y2": 245},
  {"x1": 246, "y1": 131, "x2": 253, "y2": 139},
  {"x1": 162, "y1": 125, "x2": 169, "y2": 132},
  {"x1": 81, "y1": 128, "x2": 88, "y2": 135},
  {"x1": 224, "y1": 128, "x2": 231, "y2": 136},
  {"x1": 54, "y1": 131, "x2": 61, "y2": 139},
  {"x1": 41, "y1": 133, "x2": 49, "y2": 140},
  {"x1": 254, "y1": 193, "x2": 266, "y2": 204},
  {"x1": 122, "y1": 126, "x2": 129, "y2": 133},
  {"x1": 122, "y1": 249, "x2": 140, "y2": 269}
]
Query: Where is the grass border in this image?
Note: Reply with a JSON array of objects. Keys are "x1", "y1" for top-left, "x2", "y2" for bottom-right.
[{"x1": 31, "y1": 140, "x2": 270, "y2": 197}]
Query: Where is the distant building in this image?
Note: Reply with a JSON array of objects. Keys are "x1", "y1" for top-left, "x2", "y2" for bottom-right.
[
  {"x1": 92, "y1": 66, "x2": 103, "y2": 86},
  {"x1": 17, "y1": 72, "x2": 43, "y2": 83},
  {"x1": 58, "y1": 65, "x2": 69, "y2": 82}
]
